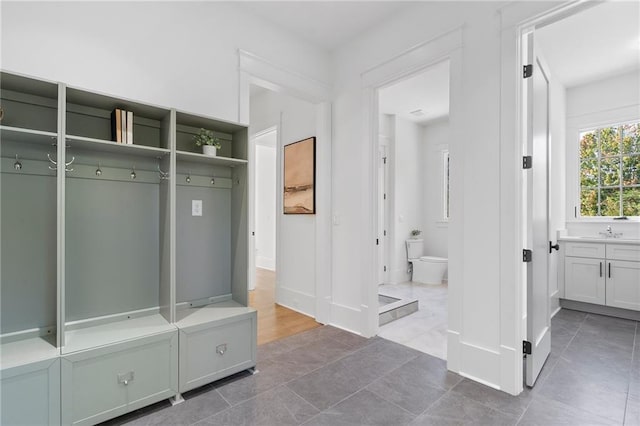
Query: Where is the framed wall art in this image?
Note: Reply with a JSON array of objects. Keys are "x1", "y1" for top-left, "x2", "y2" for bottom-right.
[{"x1": 283, "y1": 137, "x2": 315, "y2": 214}]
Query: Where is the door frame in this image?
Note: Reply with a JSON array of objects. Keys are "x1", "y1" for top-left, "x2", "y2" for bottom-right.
[
  {"x1": 238, "y1": 49, "x2": 332, "y2": 324},
  {"x1": 249, "y1": 125, "x2": 278, "y2": 292},
  {"x1": 361, "y1": 28, "x2": 463, "y2": 356},
  {"x1": 500, "y1": 0, "x2": 601, "y2": 393}
]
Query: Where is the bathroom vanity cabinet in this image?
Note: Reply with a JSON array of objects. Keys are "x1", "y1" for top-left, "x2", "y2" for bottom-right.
[
  {"x1": 562, "y1": 239, "x2": 640, "y2": 312},
  {"x1": 0, "y1": 70, "x2": 255, "y2": 425}
]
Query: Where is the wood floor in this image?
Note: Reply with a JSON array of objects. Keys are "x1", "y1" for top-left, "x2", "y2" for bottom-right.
[{"x1": 249, "y1": 268, "x2": 321, "y2": 345}]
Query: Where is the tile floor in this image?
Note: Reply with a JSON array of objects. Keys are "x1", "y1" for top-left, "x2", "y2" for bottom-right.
[
  {"x1": 102, "y1": 309, "x2": 639, "y2": 425},
  {"x1": 378, "y1": 282, "x2": 448, "y2": 360}
]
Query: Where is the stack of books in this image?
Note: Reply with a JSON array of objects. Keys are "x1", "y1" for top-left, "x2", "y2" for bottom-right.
[{"x1": 111, "y1": 108, "x2": 134, "y2": 144}]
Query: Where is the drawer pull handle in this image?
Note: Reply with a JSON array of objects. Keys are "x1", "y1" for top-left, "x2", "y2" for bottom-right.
[
  {"x1": 118, "y1": 371, "x2": 135, "y2": 386},
  {"x1": 216, "y1": 344, "x2": 227, "y2": 356},
  {"x1": 608, "y1": 263, "x2": 611, "y2": 278},
  {"x1": 600, "y1": 262, "x2": 602, "y2": 277}
]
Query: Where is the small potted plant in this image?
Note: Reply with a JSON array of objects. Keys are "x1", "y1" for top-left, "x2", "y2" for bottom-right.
[
  {"x1": 194, "y1": 128, "x2": 221, "y2": 156},
  {"x1": 410, "y1": 229, "x2": 422, "y2": 238}
]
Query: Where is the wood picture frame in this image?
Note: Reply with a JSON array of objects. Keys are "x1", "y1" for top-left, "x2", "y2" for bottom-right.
[{"x1": 283, "y1": 137, "x2": 316, "y2": 214}]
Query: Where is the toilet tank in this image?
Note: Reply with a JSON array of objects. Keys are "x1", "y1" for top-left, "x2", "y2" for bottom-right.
[{"x1": 406, "y1": 239, "x2": 424, "y2": 260}]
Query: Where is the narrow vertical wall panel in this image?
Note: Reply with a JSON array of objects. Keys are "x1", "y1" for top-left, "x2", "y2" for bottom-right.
[{"x1": 231, "y1": 129, "x2": 249, "y2": 306}]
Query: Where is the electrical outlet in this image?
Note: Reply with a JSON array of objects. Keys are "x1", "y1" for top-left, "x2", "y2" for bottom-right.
[{"x1": 192, "y1": 200, "x2": 202, "y2": 216}]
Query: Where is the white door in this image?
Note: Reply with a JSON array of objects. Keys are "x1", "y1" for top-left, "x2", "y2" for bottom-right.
[{"x1": 525, "y1": 32, "x2": 551, "y2": 387}]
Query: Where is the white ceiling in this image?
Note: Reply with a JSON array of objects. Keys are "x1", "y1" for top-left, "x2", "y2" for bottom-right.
[
  {"x1": 536, "y1": 1, "x2": 640, "y2": 88},
  {"x1": 379, "y1": 59, "x2": 450, "y2": 125},
  {"x1": 238, "y1": 1, "x2": 413, "y2": 51}
]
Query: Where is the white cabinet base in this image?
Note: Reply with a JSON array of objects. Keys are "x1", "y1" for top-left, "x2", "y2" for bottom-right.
[
  {"x1": 1, "y1": 357, "x2": 60, "y2": 426},
  {"x1": 61, "y1": 330, "x2": 178, "y2": 426}
]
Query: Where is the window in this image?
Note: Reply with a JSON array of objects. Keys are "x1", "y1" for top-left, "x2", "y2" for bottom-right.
[
  {"x1": 442, "y1": 150, "x2": 450, "y2": 221},
  {"x1": 579, "y1": 122, "x2": 640, "y2": 217}
]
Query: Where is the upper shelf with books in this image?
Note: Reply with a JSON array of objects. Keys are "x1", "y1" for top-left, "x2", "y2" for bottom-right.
[
  {"x1": 66, "y1": 134, "x2": 170, "y2": 159},
  {"x1": 66, "y1": 87, "x2": 172, "y2": 150}
]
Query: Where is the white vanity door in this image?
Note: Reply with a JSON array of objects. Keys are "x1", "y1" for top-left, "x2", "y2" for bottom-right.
[
  {"x1": 565, "y1": 257, "x2": 606, "y2": 305},
  {"x1": 606, "y1": 260, "x2": 640, "y2": 311}
]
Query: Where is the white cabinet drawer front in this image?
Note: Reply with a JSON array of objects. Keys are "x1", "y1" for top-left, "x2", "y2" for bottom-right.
[
  {"x1": 1, "y1": 358, "x2": 60, "y2": 426},
  {"x1": 179, "y1": 315, "x2": 256, "y2": 392},
  {"x1": 62, "y1": 332, "x2": 177, "y2": 426},
  {"x1": 564, "y1": 257, "x2": 606, "y2": 304},
  {"x1": 564, "y1": 242, "x2": 606, "y2": 259},
  {"x1": 606, "y1": 260, "x2": 640, "y2": 311},
  {"x1": 606, "y1": 244, "x2": 640, "y2": 262}
]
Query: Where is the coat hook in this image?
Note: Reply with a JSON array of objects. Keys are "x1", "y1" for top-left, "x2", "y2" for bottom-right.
[
  {"x1": 13, "y1": 155, "x2": 22, "y2": 171},
  {"x1": 65, "y1": 156, "x2": 75, "y2": 172},
  {"x1": 157, "y1": 163, "x2": 169, "y2": 180},
  {"x1": 210, "y1": 177, "x2": 215, "y2": 185},
  {"x1": 95, "y1": 162, "x2": 102, "y2": 176},
  {"x1": 130, "y1": 165, "x2": 137, "y2": 180},
  {"x1": 47, "y1": 153, "x2": 57, "y2": 170},
  {"x1": 186, "y1": 172, "x2": 191, "y2": 184}
]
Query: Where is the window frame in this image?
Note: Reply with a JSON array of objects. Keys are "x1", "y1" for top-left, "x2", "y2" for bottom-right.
[{"x1": 577, "y1": 120, "x2": 640, "y2": 219}]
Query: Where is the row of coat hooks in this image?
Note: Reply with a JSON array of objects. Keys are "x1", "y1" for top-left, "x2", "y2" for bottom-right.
[{"x1": 11, "y1": 154, "x2": 170, "y2": 180}]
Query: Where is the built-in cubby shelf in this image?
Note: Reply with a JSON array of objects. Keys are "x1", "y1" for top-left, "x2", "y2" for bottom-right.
[
  {"x1": 66, "y1": 134, "x2": 170, "y2": 158},
  {"x1": 62, "y1": 314, "x2": 175, "y2": 354},
  {"x1": 0, "y1": 125, "x2": 58, "y2": 146},
  {"x1": 176, "y1": 150, "x2": 248, "y2": 167},
  {"x1": 1, "y1": 69, "x2": 254, "y2": 425},
  {"x1": 0, "y1": 335, "x2": 58, "y2": 370}
]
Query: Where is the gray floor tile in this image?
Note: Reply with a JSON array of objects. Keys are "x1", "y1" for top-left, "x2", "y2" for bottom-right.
[
  {"x1": 579, "y1": 314, "x2": 637, "y2": 350},
  {"x1": 410, "y1": 415, "x2": 465, "y2": 426},
  {"x1": 126, "y1": 388, "x2": 229, "y2": 426},
  {"x1": 518, "y1": 394, "x2": 617, "y2": 426},
  {"x1": 550, "y1": 323, "x2": 577, "y2": 354},
  {"x1": 302, "y1": 390, "x2": 416, "y2": 426},
  {"x1": 275, "y1": 336, "x2": 355, "y2": 375},
  {"x1": 257, "y1": 338, "x2": 295, "y2": 362},
  {"x1": 367, "y1": 358, "x2": 447, "y2": 415},
  {"x1": 551, "y1": 309, "x2": 587, "y2": 332},
  {"x1": 424, "y1": 392, "x2": 518, "y2": 425},
  {"x1": 538, "y1": 358, "x2": 628, "y2": 423},
  {"x1": 215, "y1": 358, "x2": 302, "y2": 405},
  {"x1": 201, "y1": 386, "x2": 319, "y2": 426},
  {"x1": 451, "y1": 379, "x2": 532, "y2": 418},
  {"x1": 287, "y1": 339, "x2": 419, "y2": 411},
  {"x1": 402, "y1": 354, "x2": 463, "y2": 391},
  {"x1": 625, "y1": 394, "x2": 640, "y2": 426}
]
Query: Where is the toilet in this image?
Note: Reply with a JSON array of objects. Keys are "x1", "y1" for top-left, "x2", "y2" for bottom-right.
[{"x1": 406, "y1": 239, "x2": 448, "y2": 285}]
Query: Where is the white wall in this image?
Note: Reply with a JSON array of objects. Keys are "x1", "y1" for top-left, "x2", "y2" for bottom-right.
[
  {"x1": 330, "y1": 1, "x2": 564, "y2": 393},
  {"x1": 390, "y1": 117, "x2": 424, "y2": 283},
  {"x1": 250, "y1": 89, "x2": 318, "y2": 316},
  {"x1": 565, "y1": 71, "x2": 640, "y2": 240},
  {"x1": 255, "y1": 132, "x2": 277, "y2": 271},
  {"x1": 422, "y1": 118, "x2": 450, "y2": 259},
  {"x1": 0, "y1": 2, "x2": 330, "y2": 123}
]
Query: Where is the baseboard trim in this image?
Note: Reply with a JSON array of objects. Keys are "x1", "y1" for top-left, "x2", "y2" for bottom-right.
[
  {"x1": 560, "y1": 299, "x2": 640, "y2": 321},
  {"x1": 277, "y1": 287, "x2": 315, "y2": 318},
  {"x1": 329, "y1": 302, "x2": 362, "y2": 335}
]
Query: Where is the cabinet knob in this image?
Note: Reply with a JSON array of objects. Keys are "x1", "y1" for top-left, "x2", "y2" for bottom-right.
[{"x1": 216, "y1": 343, "x2": 227, "y2": 356}]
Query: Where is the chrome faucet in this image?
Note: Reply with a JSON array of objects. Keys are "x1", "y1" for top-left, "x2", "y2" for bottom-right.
[{"x1": 599, "y1": 225, "x2": 623, "y2": 238}]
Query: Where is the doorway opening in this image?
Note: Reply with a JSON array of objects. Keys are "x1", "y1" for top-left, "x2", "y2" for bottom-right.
[
  {"x1": 520, "y1": 1, "x2": 640, "y2": 389},
  {"x1": 247, "y1": 83, "x2": 322, "y2": 345},
  {"x1": 375, "y1": 60, "x2": 451, "y2": 360}
]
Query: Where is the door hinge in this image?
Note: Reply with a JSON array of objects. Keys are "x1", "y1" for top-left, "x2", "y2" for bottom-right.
[
  {"x1": 383, "y1": 157, "x2": 387, "y2": 164},
  {"x1": 384, "y1": 265, "x2": 387, "y2": 272},
  {"x1": 523, "y1": 249, "x2": 532, "y2": 262},
  {"x1": 523, "y1": 340, "x2": 532, "y2": 355},
  {"x1": 384, "y1": 193, "x2": 386, "y2": 200},
  {"x1": 522, "y1": 156, "x2": 532, "y2": 169},
  {"x1": 376, "y1": 238, "x2": 379, "y2": 245},
  {"x1": 384, "y1": 230, "x2": 387, "y2": 236},
  {"x1": 523, "y1": 64, "x2": 533, "y2": 78}
]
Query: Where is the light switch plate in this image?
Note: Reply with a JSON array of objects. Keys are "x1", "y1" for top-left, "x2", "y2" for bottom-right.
[{"x1": 192, "y1": 200, "x2": 202, "y2": 216}]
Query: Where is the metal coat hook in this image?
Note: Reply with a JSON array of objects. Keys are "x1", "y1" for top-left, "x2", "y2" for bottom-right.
[
  {"x1": 65, "y1": 157, "x2": 75, "y2": 172},
  {"x1": 157, "y1": 164, "x2": 169, "y2": 180},
  {"x1": 13, "y1": 155, "x2": 22, "y2": 171},
  {"x1": 130, "y1": 165, "x2": 137, "y2": 180},
  {"x1": 186, "y1": 172, "x2": 191, "y2": 184},
  {"x1": 47, "y1": 153, "x2": 74, "y2": 171},
  {"x1": 95, "y1": 162, "x2": 102, "y2": 176},
  {"x1": 210, "y1": 177, "x2": 215, "y2": 185}
]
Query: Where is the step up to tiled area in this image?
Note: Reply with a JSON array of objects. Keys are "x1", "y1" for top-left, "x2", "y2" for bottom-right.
[{"x1": 378, "y1": 294, "x2": 419, "y2": 325}]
